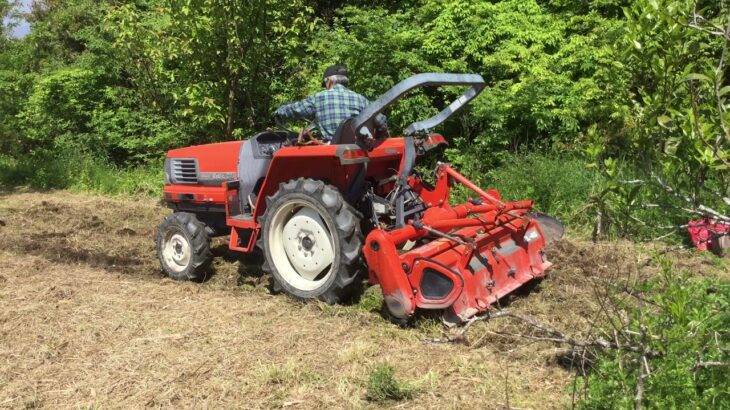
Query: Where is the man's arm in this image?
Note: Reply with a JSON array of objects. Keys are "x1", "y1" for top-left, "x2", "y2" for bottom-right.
[{"x1": 275, "y1": 95, "x2": 317, "y2": 121}]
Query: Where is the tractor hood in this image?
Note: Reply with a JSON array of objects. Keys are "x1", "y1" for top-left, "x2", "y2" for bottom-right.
[{"x1": 164, "y1": 141, "x2": 243, "y2": 186}]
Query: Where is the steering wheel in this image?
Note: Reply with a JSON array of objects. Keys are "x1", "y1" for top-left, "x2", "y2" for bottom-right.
[
  {"x1": 275, "y1": 116, "x2": 322, "y2": 146},
  {"x1": 297, "y1": 127, "x2": 324, "y2": 145}
]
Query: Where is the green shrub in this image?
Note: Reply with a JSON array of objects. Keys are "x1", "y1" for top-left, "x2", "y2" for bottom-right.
[
  {"x1": 366, "y1": 364, "x2": 416, "y2": 402},
  {"x1": 485, "y1": 153, "x2": 599, "y2": 224},
  {"x1": 17, "y1": 68, "x2": 102, "y2": 154}
]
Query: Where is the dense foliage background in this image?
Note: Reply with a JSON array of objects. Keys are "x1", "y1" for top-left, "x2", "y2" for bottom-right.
[
  {"x1": 2, "y1": 0, "x2": 727, "y2": 236},
  {"x1": 1, "y1": 0, "x2": 729, "y2": 406},
  {"x1": 1, "y1": 0, "x2": 727, "y2": 233}
]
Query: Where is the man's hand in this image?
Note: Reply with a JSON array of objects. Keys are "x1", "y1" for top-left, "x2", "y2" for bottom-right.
[{"x1": 297, "y1": 127, "x2": 323, "y2": 145}]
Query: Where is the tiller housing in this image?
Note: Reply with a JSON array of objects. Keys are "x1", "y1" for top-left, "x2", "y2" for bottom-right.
[{"x1": 364, "y1": 163, "x2": 551, "y2": 323}]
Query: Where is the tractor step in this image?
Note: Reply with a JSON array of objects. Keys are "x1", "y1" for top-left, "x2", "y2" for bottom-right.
[
  {"x1": 227, "y1": 213, "x2": 256, "y2": 230},
  {"x1": 230, "y1": 213, "x2": 253, "y2": 222}
]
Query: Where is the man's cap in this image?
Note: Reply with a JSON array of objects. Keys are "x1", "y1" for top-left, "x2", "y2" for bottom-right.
[{"x1": 323, "y1": 64, "x2": 348, "y2": 79}]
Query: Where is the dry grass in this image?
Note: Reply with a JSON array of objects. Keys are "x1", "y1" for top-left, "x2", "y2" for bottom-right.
[{"x1": 0, "y1": 190, "x2": 725, "y2": 409}]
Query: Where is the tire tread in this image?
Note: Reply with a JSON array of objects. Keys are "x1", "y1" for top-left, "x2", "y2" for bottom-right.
[
  {"x1": 155, "y1": 212, "x2": 212, "y2": 282},
  {"x1": 258, "y1": 178, "x2": 363, "y2": 303}
]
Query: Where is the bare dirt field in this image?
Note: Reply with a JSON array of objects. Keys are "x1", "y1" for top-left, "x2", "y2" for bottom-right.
[{"x1": 1, "y1": 190, "x2": 726, "y2": 409}]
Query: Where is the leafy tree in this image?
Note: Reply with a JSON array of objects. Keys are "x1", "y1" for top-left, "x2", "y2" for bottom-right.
[
  {"x1": 4, "y1": 0, "x2": 316, "y2": 164},
  {"x1": 106, "y1": 0, "x2": 315, "y2": 142},
  {"x1": 308, "y1": 0, "x2": 629, "y2": 176},
  {"x1": 589, "y1": 0, "x2": 729, "y2": 239},
  {"x1": 9, "y1": 0, "x2": 178, "y2": 163},
  {"x1": 0, "y1": 0, "x2": 30, "y2": 157},
  {"x1": 23, "y1": 0, "x2": 105, "y2": 69},
  {"x1": 1, "y1": 0, "x2": 10, "y2": 40}
]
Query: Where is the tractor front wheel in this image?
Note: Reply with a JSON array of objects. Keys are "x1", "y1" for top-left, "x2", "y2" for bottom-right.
[
  {"x1": 259, "y1": 178, "x2": 364, "y2": 303},
  {"x1": 156, "y1": 212, "x2": 213, "y2": 282}
]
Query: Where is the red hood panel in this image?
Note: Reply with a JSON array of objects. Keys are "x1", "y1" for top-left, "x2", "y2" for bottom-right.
[{"x1": 167, "y1": 141, "x2": 243, "y2": 173}]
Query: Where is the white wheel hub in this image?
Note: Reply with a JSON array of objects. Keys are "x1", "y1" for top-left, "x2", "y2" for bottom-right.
[
  {"x1": 269, "y1": 201, "x2": 335, "y2": 291},
  {"x1": 163, "y1": 232, "x2": 191, "y2": 273}
]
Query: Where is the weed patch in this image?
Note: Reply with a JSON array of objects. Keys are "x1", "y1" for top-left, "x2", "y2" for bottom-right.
[
  {"x1": 356, "y1": 285, "x2": 383, "y2": 312},
  {"x1": 366, "y1": 364, "x2": 416, "y2": 403}
]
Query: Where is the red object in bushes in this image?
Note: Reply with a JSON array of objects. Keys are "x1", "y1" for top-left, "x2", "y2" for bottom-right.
[{"x1": 687, "y1": 218, "x2": 730, "y2": 250}]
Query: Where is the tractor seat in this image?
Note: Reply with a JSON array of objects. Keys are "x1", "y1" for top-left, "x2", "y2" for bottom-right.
[
  {"x1": 331, "y1": 118, "x2": 357, "y2": 145},
  {"x1": 331, "y1": 118, "x2": 383, "y2": 145}
]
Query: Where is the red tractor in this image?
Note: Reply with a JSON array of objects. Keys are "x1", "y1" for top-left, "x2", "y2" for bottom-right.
[{"x1": 156, "y1": 73, "x2": 563, "y2": 324}]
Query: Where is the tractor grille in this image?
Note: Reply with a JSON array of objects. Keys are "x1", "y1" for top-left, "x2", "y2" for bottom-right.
[{"x1": 171, "y1": 158, "x2": 199, "y2": 184}]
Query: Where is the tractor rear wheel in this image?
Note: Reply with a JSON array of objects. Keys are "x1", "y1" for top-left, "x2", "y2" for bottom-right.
[
  {"x1": 156, "y1": 212, "x2": 213, "y2": 282},
  {"x1": 259, "y1": 178, "x2": 364, "y2": 303}
]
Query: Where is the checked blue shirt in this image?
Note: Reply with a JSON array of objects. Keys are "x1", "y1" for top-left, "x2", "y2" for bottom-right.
[{"x1": 275, "y1": 84, "x2": 387, "y2": 142}]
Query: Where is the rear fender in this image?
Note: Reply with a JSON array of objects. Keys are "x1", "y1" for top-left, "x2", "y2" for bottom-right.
[{"x1": 251, "y1": 144, "x2": 368, "y2": 220}]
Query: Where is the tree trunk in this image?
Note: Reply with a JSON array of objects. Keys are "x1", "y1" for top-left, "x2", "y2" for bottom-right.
[{"x1": 226, "y1": 73, "x2": 237, "y2": 139}]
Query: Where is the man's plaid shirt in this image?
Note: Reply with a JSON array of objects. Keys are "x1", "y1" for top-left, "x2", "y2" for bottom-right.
[{"x1": 275, "y1": 84, "x2": 387, "y2": 142}]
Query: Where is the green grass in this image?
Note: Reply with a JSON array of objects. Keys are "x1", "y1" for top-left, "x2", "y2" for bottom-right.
[
  {"x1": 356, "y1": 285, "x2": 384, "y2": 312},
  {"x1": 0, "y1": 153, "x2": 162, "y2": 197}
]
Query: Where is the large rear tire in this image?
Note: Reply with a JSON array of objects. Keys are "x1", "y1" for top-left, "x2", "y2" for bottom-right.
[
  {"x1": 156, "y1": 212, "x2": 213, "y2": 282},
  {"x1": 259, "y1": 178, "x2": 364, "y2": 303}
]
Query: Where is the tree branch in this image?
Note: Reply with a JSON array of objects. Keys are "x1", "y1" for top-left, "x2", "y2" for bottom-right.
[
  {"x1": 651, "y1": 174, "x2": 730, "y2": 222},
  {"x1": 693, "y1": 360, "x2": 730, "y2": 370}
]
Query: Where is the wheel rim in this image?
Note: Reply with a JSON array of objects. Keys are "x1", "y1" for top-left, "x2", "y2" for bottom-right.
[
  {"x1": 268, "y1": 200, "x2": 335, "y2": 291},
  {"x1": 162, "y1": 231, "x2": 191, "y2": 273}
]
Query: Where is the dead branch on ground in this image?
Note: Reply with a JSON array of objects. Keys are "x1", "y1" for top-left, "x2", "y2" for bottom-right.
[{"x1": 425, "y1": 309, "x2": 662, "y2": 360}]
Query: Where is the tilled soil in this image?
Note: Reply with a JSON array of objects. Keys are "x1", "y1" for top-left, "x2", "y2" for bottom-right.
[{"x1": 0, "y1": 190, "x2": 725, "y2": 409}]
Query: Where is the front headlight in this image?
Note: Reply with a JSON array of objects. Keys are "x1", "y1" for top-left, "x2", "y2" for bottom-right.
[{"x1": 164, "y1": 158, "x2": 171, "y2": 184}]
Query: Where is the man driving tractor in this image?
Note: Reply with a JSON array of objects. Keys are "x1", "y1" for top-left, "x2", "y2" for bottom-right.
[{"x1": 274, "y1": 64, "x2": 388, "y2": 144}]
